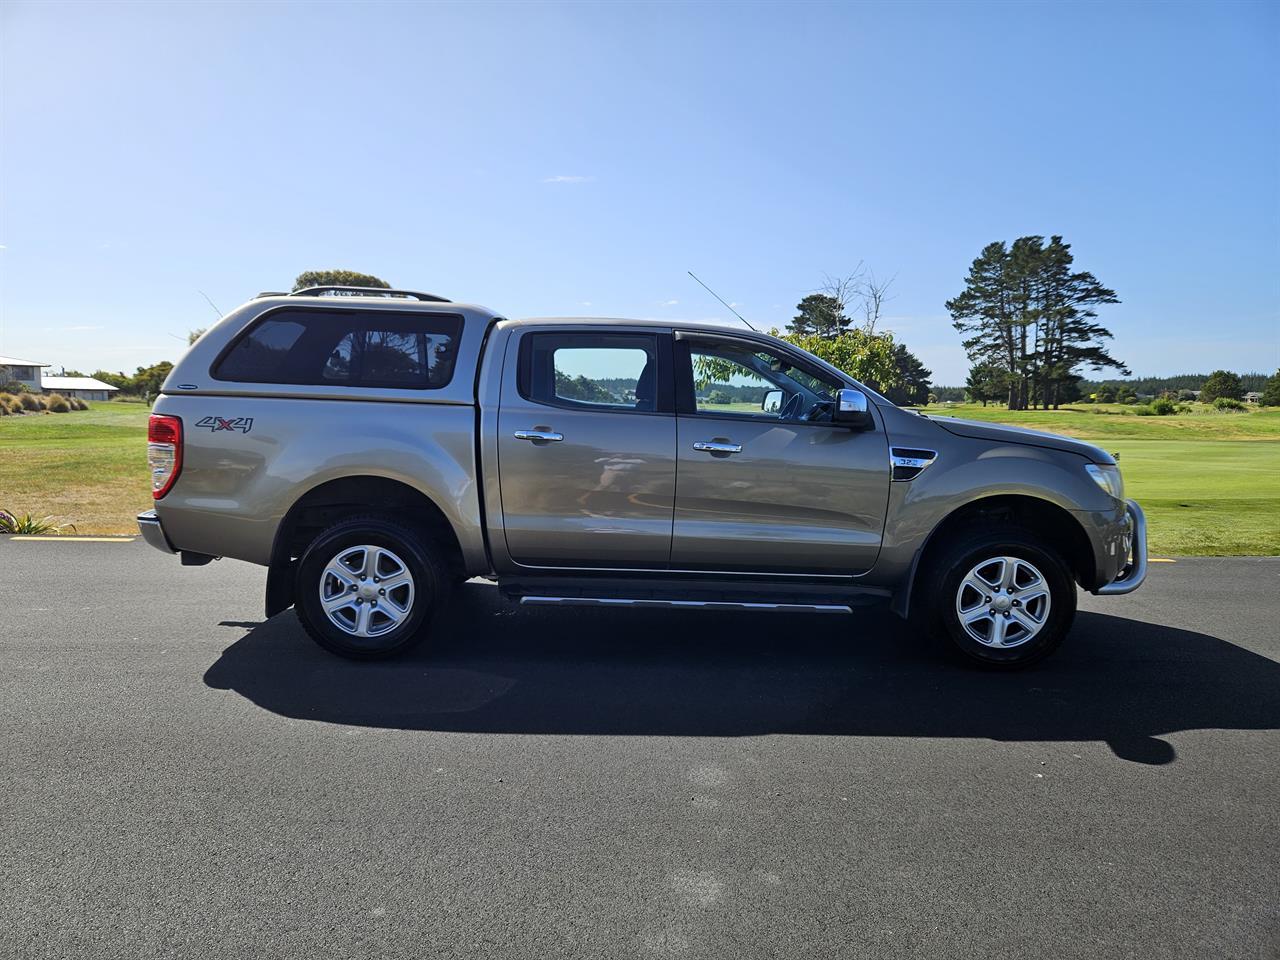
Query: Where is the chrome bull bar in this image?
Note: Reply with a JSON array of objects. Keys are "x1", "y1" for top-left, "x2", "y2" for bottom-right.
[{"x1": 1095, "y1": 500, "x2": 1147, "y2": 596}]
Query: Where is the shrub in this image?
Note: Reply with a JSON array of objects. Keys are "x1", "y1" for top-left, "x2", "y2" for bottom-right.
[
  {"x1": 17, "y1": 392, "x2": 40, "y2": 411},
  {"x1": 1133, "y1": 405, "x2": 1154, "y2": 416},
  {"x1": 6, "y1": 397, "x2": 22, "y2": 414},
  {"x1": 0, "y1": 509, "x2": 77, "y2": 535},
  {"x1": 1213, "y1": 396, "x2": 1246, "y2": 412},
  {"x1": 70, "y1": 396, "x2": 88, "y2": 410},
  {"x1": 0, "y1": 380, "x2": 28, "y2": 393},
  {"x1": 1150, "y1": 397, "x2": 1178, "y2": 416},
  {"x1": 45, "y1": 394, "x2": 71, "y2": 413},
  {"x1": 0, "y1": 401, "x2": 8, "y2": 416}
]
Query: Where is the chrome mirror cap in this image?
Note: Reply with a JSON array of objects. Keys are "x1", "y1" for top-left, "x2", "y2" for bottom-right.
[{"x1": 834, "y1": 388, "x2": 873, "y2": 429}]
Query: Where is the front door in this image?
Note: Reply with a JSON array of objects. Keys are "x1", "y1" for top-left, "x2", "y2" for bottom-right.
[
  {"x1": 671, "y1": 332, "x2": 890, "y2": 575},
  {"x1": 497, "y1": 329, "x2": 677, "y2": 569}
]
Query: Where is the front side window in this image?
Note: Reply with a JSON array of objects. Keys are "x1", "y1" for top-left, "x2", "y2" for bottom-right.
[
  {"x1": 214, "y1": 308, "x2": 463, "y2": 388},
  {"x1": 685, "y1": 337, "x2": 842, "y2": 422},
  {"x1": 522, "y1": 333, "x2": 661, "y2": 413}
]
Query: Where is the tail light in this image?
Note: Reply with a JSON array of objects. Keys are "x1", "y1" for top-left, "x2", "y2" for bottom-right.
[{"x1": 148, "y1": 414, "x2": 183, "y2": 499}]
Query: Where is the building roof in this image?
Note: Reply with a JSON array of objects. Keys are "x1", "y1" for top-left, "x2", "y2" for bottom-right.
[
  {"x1": 0, "y1": 355, "x2": 50, "y2": 367},
  {"x1": 40, "y1": 376, "x2": 119, "y2": 392}
]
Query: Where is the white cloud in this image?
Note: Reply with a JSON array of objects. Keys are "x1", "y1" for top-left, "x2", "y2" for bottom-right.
[
  {"x1": 579, "y1": 301, "x2": 593, "y2": 307},
  {"x1": 660, "y1": 299, "x2": 679, "y2": 307},
  {"x1": 542, "y1": 175, "x2": 594, "y2": 183}
]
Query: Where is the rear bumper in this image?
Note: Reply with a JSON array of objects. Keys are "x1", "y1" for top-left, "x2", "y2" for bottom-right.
[
  {"x1": 1094, "y1": 500, "x2": 1147, "y2": 596},
  {"x1": 137, "y1": 510, "x2": 177, "y2": 555}
]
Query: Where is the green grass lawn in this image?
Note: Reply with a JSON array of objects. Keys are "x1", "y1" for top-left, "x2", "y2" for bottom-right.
[
  {"x1": 1, "y1": 398, "x2": 1276, "y2": 555},
  {"x1": 0, "y1": 401, "x2": 151, "y2": 535}
]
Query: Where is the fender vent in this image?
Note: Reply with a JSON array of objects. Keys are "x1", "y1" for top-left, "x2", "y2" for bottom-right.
[{"x1": 891, "y1": 447, "x2": 937, "y2": 482}]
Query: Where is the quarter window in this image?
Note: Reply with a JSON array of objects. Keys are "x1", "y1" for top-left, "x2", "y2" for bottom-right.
[{"x1": 214, "y1": 308, "x2": 463, "y2": 388}]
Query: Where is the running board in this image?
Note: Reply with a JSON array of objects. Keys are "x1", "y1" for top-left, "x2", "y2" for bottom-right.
[{"x1": 518, "y1": 596, "x2": 852, "y2": 614}]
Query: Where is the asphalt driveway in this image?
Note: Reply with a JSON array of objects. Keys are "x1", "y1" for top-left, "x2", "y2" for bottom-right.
[{"x1": 1, "y1": 542, "x2": 1277, "y2": 959}]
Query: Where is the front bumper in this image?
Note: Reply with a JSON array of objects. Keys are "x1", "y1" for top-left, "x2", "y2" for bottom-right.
[
  {"x1": 1095, "y1": 500, "x2": 1147, "y2": 596},
  {"x1": 137, "y1": 509, "x2": 177, "y2": 555}
]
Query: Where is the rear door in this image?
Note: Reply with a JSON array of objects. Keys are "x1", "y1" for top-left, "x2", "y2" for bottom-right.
[
  {"x1": 670, "y1": 331, "x2": 890, "y2": 575},
  {"x1": 496, "y1": 328, "x2": 677, "y2": 569}
]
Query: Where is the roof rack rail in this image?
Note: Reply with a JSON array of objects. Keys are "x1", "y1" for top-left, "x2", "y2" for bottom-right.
[{"x1": 289, "y1": 285, "x2": 451, "y2": 303}]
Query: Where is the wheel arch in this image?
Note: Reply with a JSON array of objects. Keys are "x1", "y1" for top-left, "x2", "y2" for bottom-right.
[
  {"x1": 265, "y1": 475, "x2": 465, "y2": 617},
  {"x1": 893, "y1": 494, "x2": 1096, "y2": 621}
]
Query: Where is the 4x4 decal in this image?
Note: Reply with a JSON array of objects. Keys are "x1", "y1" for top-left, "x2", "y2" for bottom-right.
[{"x1": 196, "y1": 416, "x2": 254, "y2": 434}]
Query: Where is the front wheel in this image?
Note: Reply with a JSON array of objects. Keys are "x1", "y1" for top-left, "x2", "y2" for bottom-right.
[
  {"x1": 294, "y1": 515, "x2": 448, "y2": 660},
  {"x1": 926, "y1": 530, "x2": 1077, "y2": 668}
]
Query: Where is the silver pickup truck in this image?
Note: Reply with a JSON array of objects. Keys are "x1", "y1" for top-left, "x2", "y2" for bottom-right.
[{"x1": 138, "y1": 285, "x2": 1146, "y2": 668}]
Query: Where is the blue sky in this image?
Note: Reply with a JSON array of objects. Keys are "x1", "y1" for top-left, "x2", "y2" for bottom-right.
[{"x1": 1, "y1": 0, "x2": 1276, "y2": 385}]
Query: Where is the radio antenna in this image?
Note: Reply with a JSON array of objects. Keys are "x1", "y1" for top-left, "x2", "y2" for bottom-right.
[
  {"x1": 687, "y1": 271, "x2": 758, "y2": 332},
  {"x1": 197, "y1": 290, "x2": 224, "y2": 318}
]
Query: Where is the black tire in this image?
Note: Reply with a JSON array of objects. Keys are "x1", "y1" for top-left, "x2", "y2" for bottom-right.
[
  {"x1": 922, "y1": 527, "x2": 1077, "y2": 669},
  {"x1": 294, "y1": 514, "x2": 449, "y2": 660}
]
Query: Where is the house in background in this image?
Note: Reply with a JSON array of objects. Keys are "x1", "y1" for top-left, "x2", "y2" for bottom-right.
[
  {"x1": 0, "y1": 355, "x2": 50, "y2": 392},
  {"x1": 40, "y1": 375, "x2": 120, "y2": 402},
  {"x1": 1244, "y1": 391, "x2": 1262, "y2": 404}
]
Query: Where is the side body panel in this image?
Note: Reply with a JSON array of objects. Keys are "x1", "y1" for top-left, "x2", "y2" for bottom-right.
[{"x1": 152, "y1": 394, "x2": 485, "y2": 569}]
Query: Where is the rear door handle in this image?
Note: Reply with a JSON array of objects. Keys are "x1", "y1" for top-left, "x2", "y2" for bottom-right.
[
  {"x1": 514, "y1": 430, "x2": 564, "y2": 442},
  {"x1": 692, "y1": 440, "x2": 742, "y2": 454}
]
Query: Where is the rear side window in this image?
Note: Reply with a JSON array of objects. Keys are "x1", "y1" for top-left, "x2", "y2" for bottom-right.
[
  {"x1": 520, "y1": 332, "x2": 662, "y2": 412},
  {"x1": 213, "y1": 308, "x2": 463, "y2": 388}
]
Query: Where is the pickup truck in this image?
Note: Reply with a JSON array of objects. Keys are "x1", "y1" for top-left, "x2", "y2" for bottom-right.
[{"x1": 138, "y1": 285, "x2": 1146, "y2": 668}]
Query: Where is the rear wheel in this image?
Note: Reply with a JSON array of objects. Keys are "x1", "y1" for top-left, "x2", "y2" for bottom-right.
[
  {"x1": 294, "y1": 515, "x2": 448, "y2": 660},
  {"x1": 924, "y1": 529, "x2": 1077, "y2": 668}
]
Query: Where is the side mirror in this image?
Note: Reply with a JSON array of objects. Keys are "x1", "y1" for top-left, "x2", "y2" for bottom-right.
[
  {"x1": 761, "y1": 389, "x2": 783, "y2": 413},
  {"x1": 833, "y1": 388, "x2": 873, "y2": 430}
]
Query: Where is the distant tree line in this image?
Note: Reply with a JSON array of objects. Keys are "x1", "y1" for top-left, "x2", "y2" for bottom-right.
[
  {"x1": 1076, "y1": 372, "x2": 1271, "y2": 396},
  {"x1": 935, "y1": 370, "x2": 1276, "y2": 406}
]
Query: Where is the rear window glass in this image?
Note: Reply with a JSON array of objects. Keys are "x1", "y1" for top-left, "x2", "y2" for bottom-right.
[{"x1": 213, "y1": 308, "x2": 463, "y2": 388}]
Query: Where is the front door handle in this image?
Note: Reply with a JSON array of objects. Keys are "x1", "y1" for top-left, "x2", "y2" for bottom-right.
[
  {"x1": 514, "y1": 429, "x2": 564, "y2": 442},
  {"x1": 692, "y1": 440, "x2": 742, "y2": 454}
]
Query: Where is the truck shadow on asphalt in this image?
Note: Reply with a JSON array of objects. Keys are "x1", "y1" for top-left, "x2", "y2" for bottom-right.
[{"x1": 204, "y1": 583, "x2": 1280, "y2": 766}]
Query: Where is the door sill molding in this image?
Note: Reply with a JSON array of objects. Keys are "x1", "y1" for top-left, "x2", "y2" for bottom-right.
[{"x1": 519, "y1": 596, "x2": 852, "y2": 614}]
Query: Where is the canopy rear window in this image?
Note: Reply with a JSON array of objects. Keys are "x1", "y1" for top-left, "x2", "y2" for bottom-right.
[{"x1": 212, "y1": 308, "x2": 463, "y2": 389}]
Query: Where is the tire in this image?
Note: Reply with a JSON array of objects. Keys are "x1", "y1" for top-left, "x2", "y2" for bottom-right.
[
  {"x1": 294, "y1": 514, "x2": 449, "y2": 660},
  {"x1": 922, "y1": 527, "x2": 1077, "y2": 669}
]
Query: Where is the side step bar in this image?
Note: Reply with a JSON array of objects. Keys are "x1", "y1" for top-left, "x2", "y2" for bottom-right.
[{"x1": 519, "y1": 596, "x2": 852, "y2": 614}]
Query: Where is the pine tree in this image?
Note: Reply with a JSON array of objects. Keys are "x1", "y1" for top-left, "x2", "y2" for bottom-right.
[
  {"x1": 790, "y1": 294, "x2": 851, "y2": 337},
  {"x1": 947, "y1": 236, "x2": 1126, "y2": 410}
]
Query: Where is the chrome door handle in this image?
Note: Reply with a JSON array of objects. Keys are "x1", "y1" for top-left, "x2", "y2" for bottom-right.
[
  {"x1": 692, "y1": 440, "x2": 742, "y2": 454},
  {"x1": 513, "y1": 429, "x2": 563, "y2": 442}
]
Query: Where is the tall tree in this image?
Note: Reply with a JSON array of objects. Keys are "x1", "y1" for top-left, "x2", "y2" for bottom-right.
[
  {"x1": 964, "y1": 362, "x2": 1007, "y2": 406},
  {"x1": 1200, "y1": 370, "x2": 1243, "y2": 402},
  {"x1": 293, "y1": 269, "x2": 391, "y2": 291},
  {"x1": 946, "y1": 236, "x2": 1125, "y2": 410},
  {"x1": 789, "y1": 293, "x2": 850, "y2": 337},
  {"x1": 1260, "y1": 370, "x2": 1280, "y2": 407},
  {"x1": 883, "y1": 344, "x2": 932, "y2": 406}
]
